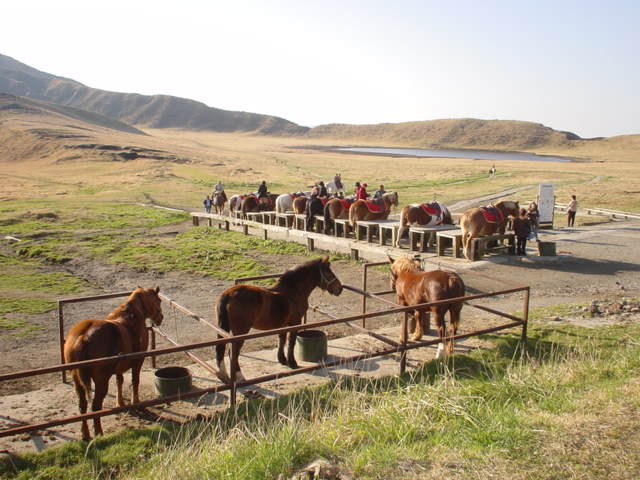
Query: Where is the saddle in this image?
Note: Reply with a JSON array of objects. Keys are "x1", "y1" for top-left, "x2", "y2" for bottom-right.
[
  {"x1": 364, "y1": 200, "x2": 385, "y2": 213},
  {"x1": 419, "y1": 202, "x2": 441, "y2": 216},
  {"x1": 480, "y1": 205, "x2": 504, "y2": 223},
  {"x1": 338, "y1": 198, "x2": 353, "y2": 210}
]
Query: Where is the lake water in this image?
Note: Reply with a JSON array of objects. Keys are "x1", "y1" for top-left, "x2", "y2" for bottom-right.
[{"x1": 336, "y1": 146, "x2": 573, "y2": 163}]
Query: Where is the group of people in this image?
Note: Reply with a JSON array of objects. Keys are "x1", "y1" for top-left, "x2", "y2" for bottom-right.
[
  {"x1": 512, "y1": 194, "x2": 579, "y2": 255},
  {"x1": 353, "y1": 182, "x2": 386, "y2": 202},
  {"x1": 203, "y1": 181, "x2": 226, "y2": 213}
]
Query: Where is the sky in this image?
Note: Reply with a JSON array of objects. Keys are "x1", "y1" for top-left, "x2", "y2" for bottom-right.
[{"x1": 1, "y1": 0, "x2": 639, "y2": 138}]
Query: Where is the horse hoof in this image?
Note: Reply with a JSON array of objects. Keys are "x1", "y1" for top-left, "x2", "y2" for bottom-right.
[
  {"x1": 288, "y1": 361, "x2": 299, "y2": 370},
  {"x1": 277, "y1": 356, "x2": 288, "y2": 366}
]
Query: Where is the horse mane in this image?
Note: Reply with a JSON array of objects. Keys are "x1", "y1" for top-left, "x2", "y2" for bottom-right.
[
  {"x1": 275, "y1": 258, "x2": 322, "y2": 289},
  {"x1": 391, "y1": 256, "x2": 422, "y2": 274},
  {"x1": 107, "y1": 288, "x2": 145, "y2": 323}
]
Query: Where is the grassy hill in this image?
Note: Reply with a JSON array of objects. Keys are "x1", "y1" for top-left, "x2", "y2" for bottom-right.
[
  {"x1": 307, "y1": 118, "x2": 584, "y2": 150},
  {"x1": 0, "y1": 54, "x2": 306, "y2": 135}
]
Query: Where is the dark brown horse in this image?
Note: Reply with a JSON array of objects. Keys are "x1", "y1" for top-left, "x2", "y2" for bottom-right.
[
  {"x1": 293, "y1": 196, "x2": 307, "y2": 214},
  {"x1": 389, "y1": 256, "x2": 465, "y2": 358},
  {"x1": 396, "y1": 202, "x2": 453, "y2": 247},
  {"x1": 215, "y1": 257, "x2": 343, "y2": 383},
  {"x1": 459, "y1": 200, "x2": 519, "y2": 259},
  {"x1": 212, "y1": 190, "x2": 227, "y2": 214},
  {"x1": 349, "y1": 191, "x2": 399, "y2": 228},
  {"x1": 63, "y1": 287, "x2": 163, "y2": 440},
  {"x1": 323, "y1": 197, "x2": 354, "y2": 233}
]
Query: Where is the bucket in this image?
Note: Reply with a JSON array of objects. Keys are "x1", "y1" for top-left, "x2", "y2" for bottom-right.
[
  {"x1": 295, "y1": 330, "x2": 328, "y2": 362},
  {"x1": 538, "y1": 241, "x2": 556, "y2": 256},
  {"x1": 154, "y1": 366, "x2": 192, "y2": 397}
]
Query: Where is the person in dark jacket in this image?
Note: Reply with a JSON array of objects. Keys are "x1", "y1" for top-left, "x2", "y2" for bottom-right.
[
  {"x1": 513, "y1": 208, "x2": 532, "y2": 255},
  {"x1": 257, "y1": 180, "x2": 268, "y2": 198},
  {"x1": 318, "y1": 181, "x2": 327, "y2": 198}
]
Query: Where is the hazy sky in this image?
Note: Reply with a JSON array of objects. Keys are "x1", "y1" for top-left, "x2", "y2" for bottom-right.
[{"x1": 2, "y1": 0, "x2": 638, "y2": 138}]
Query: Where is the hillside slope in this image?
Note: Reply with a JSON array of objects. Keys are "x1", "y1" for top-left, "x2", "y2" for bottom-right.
[
  {"x1": 0, "y1": 53, "x2": 306, "y2": 135},
  {"x1": 307, "y1": 118, "x2": 583, "y2": 150}
]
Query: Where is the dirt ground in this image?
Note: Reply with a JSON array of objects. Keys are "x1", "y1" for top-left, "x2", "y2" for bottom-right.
[{"x1": 1, "y1": 216, "x2": 639, "y2": 452}]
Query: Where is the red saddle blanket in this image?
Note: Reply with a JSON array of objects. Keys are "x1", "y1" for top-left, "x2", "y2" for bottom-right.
[
  {"x1": 481, "y1": 205, "x2": 504, "y2": 223},
  {"x1": 419, "y1": 202, "x2": 441, "y2": 216},
  {"x1": 365, "y1": 200, "x2": 384, "y2": 213},
  {"x1": 320, "y1": 197, "x2": 329, "y2": 207},
  {"x1": 338, "y1": 199, "x2": 353, "y2": 210}
]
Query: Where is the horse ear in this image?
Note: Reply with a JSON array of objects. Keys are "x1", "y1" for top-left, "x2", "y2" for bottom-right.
[
  {"x1": 155, "y1": 286, "x2": 160, "y2": 294},
  {"x1": 387, "y1": 255, "x2": 395, "y2": 264},
  {"x1": 321, "y1": 256, "x2": 330, "y2": 264}
]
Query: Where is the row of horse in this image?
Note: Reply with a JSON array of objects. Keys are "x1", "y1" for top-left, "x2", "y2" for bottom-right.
[
  {"x1": 215, "y1": 189, "x2": 521, "y2": 259},
  {"x1": 63, "y1": 256, "x2": 465, "y2": 440}
]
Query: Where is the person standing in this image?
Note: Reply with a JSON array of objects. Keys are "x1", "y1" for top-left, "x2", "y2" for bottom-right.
[
  {"x1": 257, "y1": 180, "x2": 268, "y2": 198},
  {"x1": 334, "y1": 173, "x2": 343, "y2": 190},
  {"x1": 203, "y1": 195, "x2": 212, "y2": 214},
  {"x1": 567, "y1": 195, "x2": 578, "y2": 227},
  {"x1": 513, "y1": 208, "x2": 531, "y2": 255},
  {"x1": 527, "y1": 201, "x2": 539, "y2": 241}
]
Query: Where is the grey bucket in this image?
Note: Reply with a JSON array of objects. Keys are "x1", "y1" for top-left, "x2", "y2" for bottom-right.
[
  {"x1": 295, "y1": 330, "x2": 328, "y2": 362},
  {"x1": 538, "y1": 241, "x2": 556, "y2": 256},
  {"x1": 154, "y1": 366, "x2": 192, "y2": 397}
]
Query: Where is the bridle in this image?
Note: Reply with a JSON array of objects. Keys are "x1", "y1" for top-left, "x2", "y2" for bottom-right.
[{"x1": 319, "y1": 266, "x2": 339, "y2": 290}]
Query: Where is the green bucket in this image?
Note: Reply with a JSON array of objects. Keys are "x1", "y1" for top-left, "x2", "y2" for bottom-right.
[
  {"x1": 538, "y1": 241, "x2": 556, "y2": 256},
  {"x1": 295, "y1": 330, "x2": 328, "y2": 363},
  {"x1": 154, "y1": 366, "x2": 192, "y2": 397}
]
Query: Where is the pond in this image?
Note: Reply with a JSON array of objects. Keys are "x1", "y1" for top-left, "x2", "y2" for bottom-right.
[{"x1": 335, "y1": 146, "x2": 575, "y2": 163}]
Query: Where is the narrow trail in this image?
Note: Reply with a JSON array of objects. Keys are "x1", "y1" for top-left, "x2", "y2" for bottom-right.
[{"x1": 447, "y1": 185, "x2": 536, "y2": 213}]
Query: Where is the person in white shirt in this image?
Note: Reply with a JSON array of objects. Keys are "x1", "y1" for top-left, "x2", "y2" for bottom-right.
[{"x1": 567, "y1": 195, "x2": 578, "y2": 227}]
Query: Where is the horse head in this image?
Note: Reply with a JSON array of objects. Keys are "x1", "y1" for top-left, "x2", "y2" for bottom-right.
[
  {"x1": 497, "y1": 200, "x2": 520, "y2": 218},
  {"x1": 384, "y1": 191, "x2": 399, "y2": 209},
  {"x1": 388, "y1": 255, "x2": 421, "y2": 290},
  {"x1": 129, "y1": 286, "x2": 163, "y2": 326},
  {"x1": 317, "y1": 256, "x2": 343, "y2": 296}
]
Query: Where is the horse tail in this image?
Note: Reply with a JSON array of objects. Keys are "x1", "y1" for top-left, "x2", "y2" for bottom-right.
[
  {"x1": 448, "y1": 273, "x2": 465, "y2": 297},
  {"x1": 323, "y1": 201, "x2": 333, "y2": 232},
  {"x1": 215, "y1": 293, "x2": 231, "y2": 369},
  {"x1": 67, "y1": 335, "x2": 93, "y2": 395},
  {"x1": 349, "y1": 201, "x2": 357, "y2": 228}
]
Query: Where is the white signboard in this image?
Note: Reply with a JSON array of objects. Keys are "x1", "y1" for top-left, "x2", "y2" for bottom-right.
[{"x1": 537, "y1": 183, "x2": 555, "y2": 226}]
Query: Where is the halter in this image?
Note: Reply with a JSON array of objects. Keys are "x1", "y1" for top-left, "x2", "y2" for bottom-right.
[{"x1": 319, "y1": 266, "x2": 339, "y2": 291}]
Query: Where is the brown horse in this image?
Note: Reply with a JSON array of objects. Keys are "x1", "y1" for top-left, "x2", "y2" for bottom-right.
[
  {"x1": 212, "y1": 190, "x2": 227, "y2": 214},
  {"x1": 396, "y1": 202, "x2": 453, "y2": 247},
  {"x1": 459, "y1": 200, "x2": 520, "y2": 259},
  {"x1": 348, "y1": 191, "x2": 399, "y2": 228},
  {"x1": 389, "y1": 257, "x2": 465, "y2": 357},
  {"x1": 293, "y1": 196, "x2": 307, "y2": 214},
  {"x1": 323, "y1": 197, "x2": 354, "y2": 233},
  {"x1": 215, "y1": 257, "x2": 343, "y2": 383},
  {"x1": 63, "y1": 287, "x2": 163, "y2": 440}
]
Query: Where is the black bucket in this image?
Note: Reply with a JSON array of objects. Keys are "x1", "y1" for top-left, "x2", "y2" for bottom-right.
[
  {"x1": 154, "y1": 366, "x2": 192, "y2": 397},
  {"x1": 295, "y1": 330, "x2": 328, "y2": 362},
  {"x1": 538, "y1": 241, "x2": 556, "y2": 256}
]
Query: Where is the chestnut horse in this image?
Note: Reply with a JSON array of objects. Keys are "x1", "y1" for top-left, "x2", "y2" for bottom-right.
[
  {"x1": 212, "y1": 190, "x2": 227, "y2": 214},
  {"x1": 63, "y1": 287, "x2": 163, "y2": 440},
  {"x1": 396, "y1": 202, "x2": 453, "y2": 247},
  {"x1": 323, "y1": 197, "x2": 354, "y2": 234},
  {"x1": 293, "y1": 196, "x2": 308, "y2": 214},
  {"x1": 459, "y1": 200, "x2": 520, "y2": 259},
  {"x1": 389, "y1": 257, "x2": 465, "y2": 358},
  {"x1": 215, "y1": 257, "x2": 343, "y2": 383},
  {"x1": 348, "y1": 191, "x2": 399, "y2": 228}
]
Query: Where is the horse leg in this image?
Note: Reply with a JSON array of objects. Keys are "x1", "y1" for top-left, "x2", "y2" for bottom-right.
[
  {"x1": 277, "y1": 333, "x2": 288, "y2": 365},
  {"x1": 230, "y1": 340, "x2": 245, "y2": 383},
  {"x1": 131, "y1": 360, "x2": 144, "y2": 405},
  {"x1": 72, "y1": 372, "x2": 91, "y2": 440},
  {"x1": 412, "y1": 309, "x2": 425, "y2": 341},
  {"x1": 91, "y1": 377, "x2": 108, "y2": 437},
  {"x1": 433, "y1": 307, "x2": 447, "y2": 359},
  {"x1": 215, "y1": 339, "x2": 231, "y2": 384},
  {"x1": 448, "y1": 304, "x2": 462, "y2": 355},
  {"x1": 287, "y1": 331, "x2": 299, "y2": 369},
  {"x1": 116, "y1": 373, "x2": 125, "y2": 407}
]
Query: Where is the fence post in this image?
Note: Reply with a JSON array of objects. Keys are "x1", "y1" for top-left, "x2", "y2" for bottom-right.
[
  {"x1": 399, "y1": 311, "x2": 408, "y2": 375},
  {"x1": 58, "y1": 301, "x2": 66, "y2": 383},
  {"x1": 361, "y1": 264, "x2": 367, "y2": 328},
  {"x1": 521, "y1": 287, "x2": 530, "y2": 342},
  {"x1": 150, "y1": 328, "x2": 157, "y2": 369}
]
